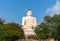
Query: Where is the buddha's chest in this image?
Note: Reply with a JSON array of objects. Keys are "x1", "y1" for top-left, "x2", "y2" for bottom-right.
[{"x1": 25, "y1": 17, "x2": 34, "y2": 24}]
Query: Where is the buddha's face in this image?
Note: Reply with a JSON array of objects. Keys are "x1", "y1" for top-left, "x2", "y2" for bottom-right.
[{"x1": 27, "y1": 10, "x2": 32, "y2": 16}]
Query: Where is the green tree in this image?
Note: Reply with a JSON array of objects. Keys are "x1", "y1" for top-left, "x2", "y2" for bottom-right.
[
  {"x1": 0, "y1": 22, "x2": 25, "y2": 41},
  {"x1": 44, "y1": 14, "x2": 60, "y2": 41},
  {"x1": 35, "y1": 14, "x2": 60, "y2": 40},
  {"x1": 35, "y1": 23, "x2": 51, "y2": 39}
]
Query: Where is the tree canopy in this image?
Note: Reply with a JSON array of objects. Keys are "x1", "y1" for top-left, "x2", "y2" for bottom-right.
[
  {"x1": 35, "y1": 14, "x2": 60, "y2": 41},
  {"x1": 0, "y1": 22, "x2": 25, "y2": 41}
]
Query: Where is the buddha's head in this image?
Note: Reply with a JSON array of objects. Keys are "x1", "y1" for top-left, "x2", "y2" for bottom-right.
[{"x1": 27, "y1": 9, "x2": 32, "y2": 16}]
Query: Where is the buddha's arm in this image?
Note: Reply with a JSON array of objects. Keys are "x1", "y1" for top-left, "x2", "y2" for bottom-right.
[
  {"x1": 34, "y1": 18, "x2": 37, "y2": 27},
  {"x1": 22, "y1": 17, "x2": 25, "y2": 26}
]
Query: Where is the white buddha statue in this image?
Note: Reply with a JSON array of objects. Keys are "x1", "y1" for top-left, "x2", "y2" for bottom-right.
[{"x1": 22, "y1": 9, "x2": 37, "y2": 35}]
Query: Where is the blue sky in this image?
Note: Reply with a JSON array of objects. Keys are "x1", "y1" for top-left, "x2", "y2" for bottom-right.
[{"x1": 0, "y1": 0, "x2": 60, "y2": 25}]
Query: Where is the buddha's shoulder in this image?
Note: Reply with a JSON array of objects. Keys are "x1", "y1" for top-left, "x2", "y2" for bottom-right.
[
  {"x1": 32, "y1": 17, "x2": 36, "y2": 19},
  {"x1": 22, "y1": 16, "x2": 27, "y2": 19}
]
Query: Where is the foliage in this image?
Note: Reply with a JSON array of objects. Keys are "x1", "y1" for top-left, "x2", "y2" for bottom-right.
[
  {"x1": 27, "y1": 35, "x2": 38, "y2": 40},
  {"x1": 35, "y1": 14, "x2": 60, "y2": 41},
  {"x1": 35, "y1": 23, "x2": 51, "y2": 39},
  {"x1": 0, "y1": 22, "x2": 25, "y2": 41}
]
